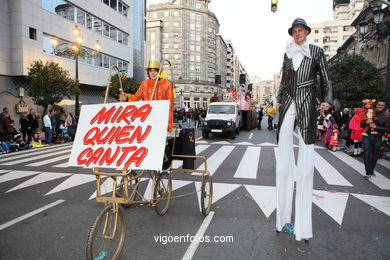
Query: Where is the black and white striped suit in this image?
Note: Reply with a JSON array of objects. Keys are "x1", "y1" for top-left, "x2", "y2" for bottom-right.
[
  {"x1": 276, "y1": 44, "x2": 332, "y2": 145},
  {"x1": 275, "y1": 43, "x2": 332, "y2": 241}
]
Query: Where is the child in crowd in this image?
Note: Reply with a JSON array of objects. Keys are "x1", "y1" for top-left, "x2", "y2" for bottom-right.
[
  {"x1": 329, "y1": 124, "x2": 340, "y2": 152},
  {"x1": 349, "y1": 108, "x2": 363, "y2": 156}
]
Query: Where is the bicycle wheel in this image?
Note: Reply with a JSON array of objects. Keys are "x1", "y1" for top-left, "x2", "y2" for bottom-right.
[
  {"x1": 201, "y1": 174, "x2": 213, "y2": 216},
  {"x1": 116, "y1": 170, "x2": 139, "y2": 208},
  {"x1": 153, "y1": 171, "x2": 172, "y2": 216},
  {"x1": 86, "y1": 204, "x2": 126, "y2": 260}
]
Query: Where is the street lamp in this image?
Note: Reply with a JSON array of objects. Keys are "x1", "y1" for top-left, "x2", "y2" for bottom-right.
[{"x1": 50, "y1": 25, "x2": 101, "y2": 118}]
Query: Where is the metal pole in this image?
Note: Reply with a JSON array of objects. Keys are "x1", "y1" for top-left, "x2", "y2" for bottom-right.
[{"x1": 75, "y1": 54, "x2": 80, "y2": 117}]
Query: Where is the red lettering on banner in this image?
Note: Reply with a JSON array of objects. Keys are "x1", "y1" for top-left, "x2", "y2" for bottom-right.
[
  {"x1": 116, "y1": 146, "x2": 137, "y2": 166},
  {"x1": 111, "y1": 105, "x2": 123, "y2": 123},
  {"x1": 96, "y1": 126, "x2": 116, "y2": 144},
  {"x1": 115, "y1": 125, "x2": 135, "y2": 144},
  {"x1": 84, "y1": 127, "x2": 99, "y2": 145},
  {"x1": 77, "y1": 148, "x2": 93, "y2": 165},
  {"x1": 98, "y1": 147, "x2": 121, "y2": 166},
  {"x1": 116, "y1": 105, "x2": 137, "y2": 124},
  {"x1": 86, "y1": 147, "x2": 105, "y2": 166},
  {"x1": 131, "y1": 104, "x2": 152, "y2": 122},
  {"x1": 128, "y1": 125, "x2": 152, "y2": 144},
  {"x1": 124, "y1": 147, "x2": 148, "y2": 167},
  {"x1": 90, "y1": 106, "x2": 116, "y2": 124}
]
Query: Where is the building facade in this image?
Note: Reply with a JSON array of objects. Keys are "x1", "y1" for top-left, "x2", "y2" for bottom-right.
[
  {"x1": 0, "y1": 0, "x2": 142, "y2": 124},
  {"x1": 307, "y1": 0, "x2": 364, "y2": 59},
  {"x1": 146, "y1": 0, "x2": 224, "y2": 109},
  {"x1": 332, "y1": 1, "x2": 390, "y2": 101}
]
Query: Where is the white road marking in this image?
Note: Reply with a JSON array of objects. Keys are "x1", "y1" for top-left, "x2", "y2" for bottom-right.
[
  {"x1": 0, "y1": 143, "x2": 72, "y2": 160},
  {"x1": 331, "y1": 151, "x2": 390, "y2": 190},
  {"x1": 0, "y1": 200, "x2": 65, "y2": 231},
  {"x1": 193, "y1": 145, "x2": 235, "y2": 176},
  {"x1": 234, "y1": 147, "x2": 261, "y2": 179},
  {"x1": 0, "y1": 148, "x2": 72, "y2": 166},
  {"x1": 249, "y1": 133, "x2": 253, "y2": 139},
  {"x1": 182, "y1": 211, "x2": 215, "y2": 260},
  {"x1": 314, "y1": 152, "x2": 353, "y2": 186},
  {"x1": 26, "y1": 155, "x2": 70, "y2": 167}
]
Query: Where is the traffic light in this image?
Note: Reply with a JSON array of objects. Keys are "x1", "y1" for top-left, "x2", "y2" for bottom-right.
[
  {"x1": 239, "y1": 74, "x2": 246, "y2": 84},
  {"x1": 271, "y1": 0, "x2": 278, "y2": 13}
]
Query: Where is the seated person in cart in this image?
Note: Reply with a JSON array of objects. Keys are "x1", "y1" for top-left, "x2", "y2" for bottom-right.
[{"x1": 119, "y1": 60, "x2": 174, "y2": 132}]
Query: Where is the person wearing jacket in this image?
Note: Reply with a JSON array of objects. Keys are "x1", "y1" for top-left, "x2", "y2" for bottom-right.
[
  {"x1": 349, "y1": 108, "x2": 363, "y2": 156},
  {"x1": 361, "y1": 101, "x2": 390, "y2": 178},
  {"x1": 275, "y1": 18, "x2": 332, "y2": 242},
  {"x1": 119, "y1": 60, "x2": 174, "y2": 132}
]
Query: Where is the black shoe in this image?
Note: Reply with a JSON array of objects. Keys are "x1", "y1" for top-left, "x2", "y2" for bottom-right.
[{"x1": 363, "y1": 175, "x2": 371, "y2": 180}]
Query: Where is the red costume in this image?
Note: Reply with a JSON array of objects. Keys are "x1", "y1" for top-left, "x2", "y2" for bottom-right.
[
  {"x1": 329, "y1": 129, "x2": 339, "y2": 147},
  {"x1": 125, "y1": 78, "x2": 174, "y2": 131},
  {"x1": 349, "y1": 108, "x2": 363, "y2": 141}
]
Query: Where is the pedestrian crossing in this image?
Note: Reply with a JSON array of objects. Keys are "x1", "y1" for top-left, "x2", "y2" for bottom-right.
[
  {"x1": 0, "y1": 169, "x2": 389, "y2": 227},
  {"x1": 0, "y1": 142, "x2": 389, "y2": 190}
]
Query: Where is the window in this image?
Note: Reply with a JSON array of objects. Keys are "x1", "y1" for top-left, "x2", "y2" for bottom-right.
[
  {"x1": 103, "y1": 0, "x2": 109, "y2": 5},
  {"x1": 94, "y1": 54, "x2": 102, "y2": 67},
  {"x1": 196, "y1": 45, "x2": 200, "y2": 51},
  {"x1": 174, "y1": 44, "x2": 179, "y2": 48},
  {"x1": 103, "y1": 23, "x2": 110, "y2": 37},
  {"x1": 314, "y1": 39, "x2": 319, "y2": 43},
  {"x1": 174, "y1": 22, "x2": 179, "y2": 27},
  {"x1": 190, "y1": 24, "x2": 195, "y2": 30},
  {"x1": 190, "y1": 45, "x2": 195, "y2": 51},
  {"x1": 122, "y1": 4, "x2": 128, "y2": 17},
  {"x1": 190, "y1": 55, "x2": 195, "y2": 61},
  {"x1": 29, "y1": 27, "x2": 37, "y2": 40},
  {"x1": 123, "y1": 62, "x2": 128, "y2": 73},
  {"x1": 195, "y1": 67, "x2": 200, "y2": 72},
  {"x1": 118, "y1": 31, "x2": 123, "y2": 43},
  {"x1": 152, "y1": 12, "x2": 158, "y2": 18},
  {"x1": 103, "y1": 55, "x2": 110, "y2": 68},
  {"x1": 174, "y1": 11, "x2": 179, "y2": 16},
  {"x1": 56, "y1": 4, "x2": 74, "y2": 22},
  {"x1": 164, "y1": 11, "x2": 169, "y2": 16},
  {"x1": 190, "y1": 65, "x2": 195, "y2": 71},
  {"x1": 118, "y1": 2, "x2": 123, "y2": 13},
  {"x1": 343, "y1": 26, "x2": 354, "y2": 31},
  {"x1": 123, "y1": 33, "x2": 128, "y2": 45},
  {"x1": 196, "y1": 35, "x2": 200, "y2": 41},
  {"x1": 42, "y1": 35, "x2": 54, "y2": 54},
  {"x1": 174, "y1": 54, "x2": 179, "y2": 59},
  {"x1": 314, "y1": 29, "x2": 319, "y2": 34},
  {"x1": 110, "y1": 26, "x2": 117, "y2": 41},
  {"x1": 196, "y1": 55, "x2": 200, "y2": 62},
  {"x1": 196, "y1": 24, "x2": 201, "y2": 31},
  {"x1": 190, "y1": 13, "x2": 195, "y2": 20},
  {"x1": 86, "y1": 14, "x2": 93, "y2": 29},
  {"x1": 110, "y1": 0, "x2": 117, "y2": 11},
  {"x1": 94, "y1": 18, "x2": 102, "y2": 34},
  {"x1": 190, "y1": 34, "x2": 195, "y2": 41},
  {"x1": 77, "y1": 9, "x2": 86, "y2": 26},
  {"x1": 174, "y1": 33, "x2": 179, "y2": 38},
  {"x1": 110, "y1": 57, "x2": 118, "y2": 67}
]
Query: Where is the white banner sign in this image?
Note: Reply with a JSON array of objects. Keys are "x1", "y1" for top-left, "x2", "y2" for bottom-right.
[{"x1": 68, "y1": 100, "x2": 169, "y2": 170}]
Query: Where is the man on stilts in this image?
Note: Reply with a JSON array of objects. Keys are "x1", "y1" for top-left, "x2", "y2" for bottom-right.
[{"x1": 275, "y1": 18, "x2": 332, "y2": 241}]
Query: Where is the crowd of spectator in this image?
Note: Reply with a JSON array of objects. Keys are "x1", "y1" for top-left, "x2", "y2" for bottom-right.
[{"x1": 0, "y1": 106, "x2": 77, "y2": 154}]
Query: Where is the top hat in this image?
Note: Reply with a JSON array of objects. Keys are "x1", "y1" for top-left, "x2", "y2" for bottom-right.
[
  {"x1": 145, "y1": 60, "x2": 160, "y2": 71},
  {"x1": 288, "y1": 18, "x2": 311, "y2": 36}
]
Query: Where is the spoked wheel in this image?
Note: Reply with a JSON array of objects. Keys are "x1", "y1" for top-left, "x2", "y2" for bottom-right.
[
  {"x1": 116, "y1": 170, "x2": 139, "y2": 208},
  {"x1": 153, "y1": 171, "x2": 172, "y2": 216},
  {"x1": 201, "y1": 174, "x2": 213, "y2": 216},
  {"x1": 86, "y1": 204, "x2": 126, "y2": 260}
]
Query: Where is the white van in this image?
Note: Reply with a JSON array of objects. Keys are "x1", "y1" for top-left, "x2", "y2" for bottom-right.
[{"x1": 201, "y1": 102, "x2": 241, "y2": 139}]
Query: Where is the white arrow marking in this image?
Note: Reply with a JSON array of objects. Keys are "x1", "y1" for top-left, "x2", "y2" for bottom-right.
[
  {"x1": 257, "y1": 142, "x2": 277, "y2": 146},
  {"x1": 0, "y1": 171, "x2": 42, "y2": 184},
  {"x1": 312, "y1": 190, "x2": 349, "y2": 225},
  {"x1": 89, "y1": 176, "x2": 122, "y2": 200},
  {"x1": 244, "y1": 185, "x2": 276, "y2": 218},
  {"x1": 195, "y1": 182, "x2": 241, "y2": 212},
  {"x1": 6, "y1": 172, "x2": 71, "y2": 193},
  {"x1": 0, "y1": 143, "x2": 71, "y2": 160},
  {"x1": 235, "y1": 142, "x2": 254, "y2": 146},
  {"x1": 351, "y1": 193, "x2": 390, "y2": 217},
  {"x1": 45, "y1": 174, "x2": 97, "y2": 196}
]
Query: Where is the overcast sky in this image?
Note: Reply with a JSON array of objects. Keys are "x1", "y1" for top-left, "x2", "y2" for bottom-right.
[{"x1": 147, "y1": 0, "x2": 335, "y2": 80}]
